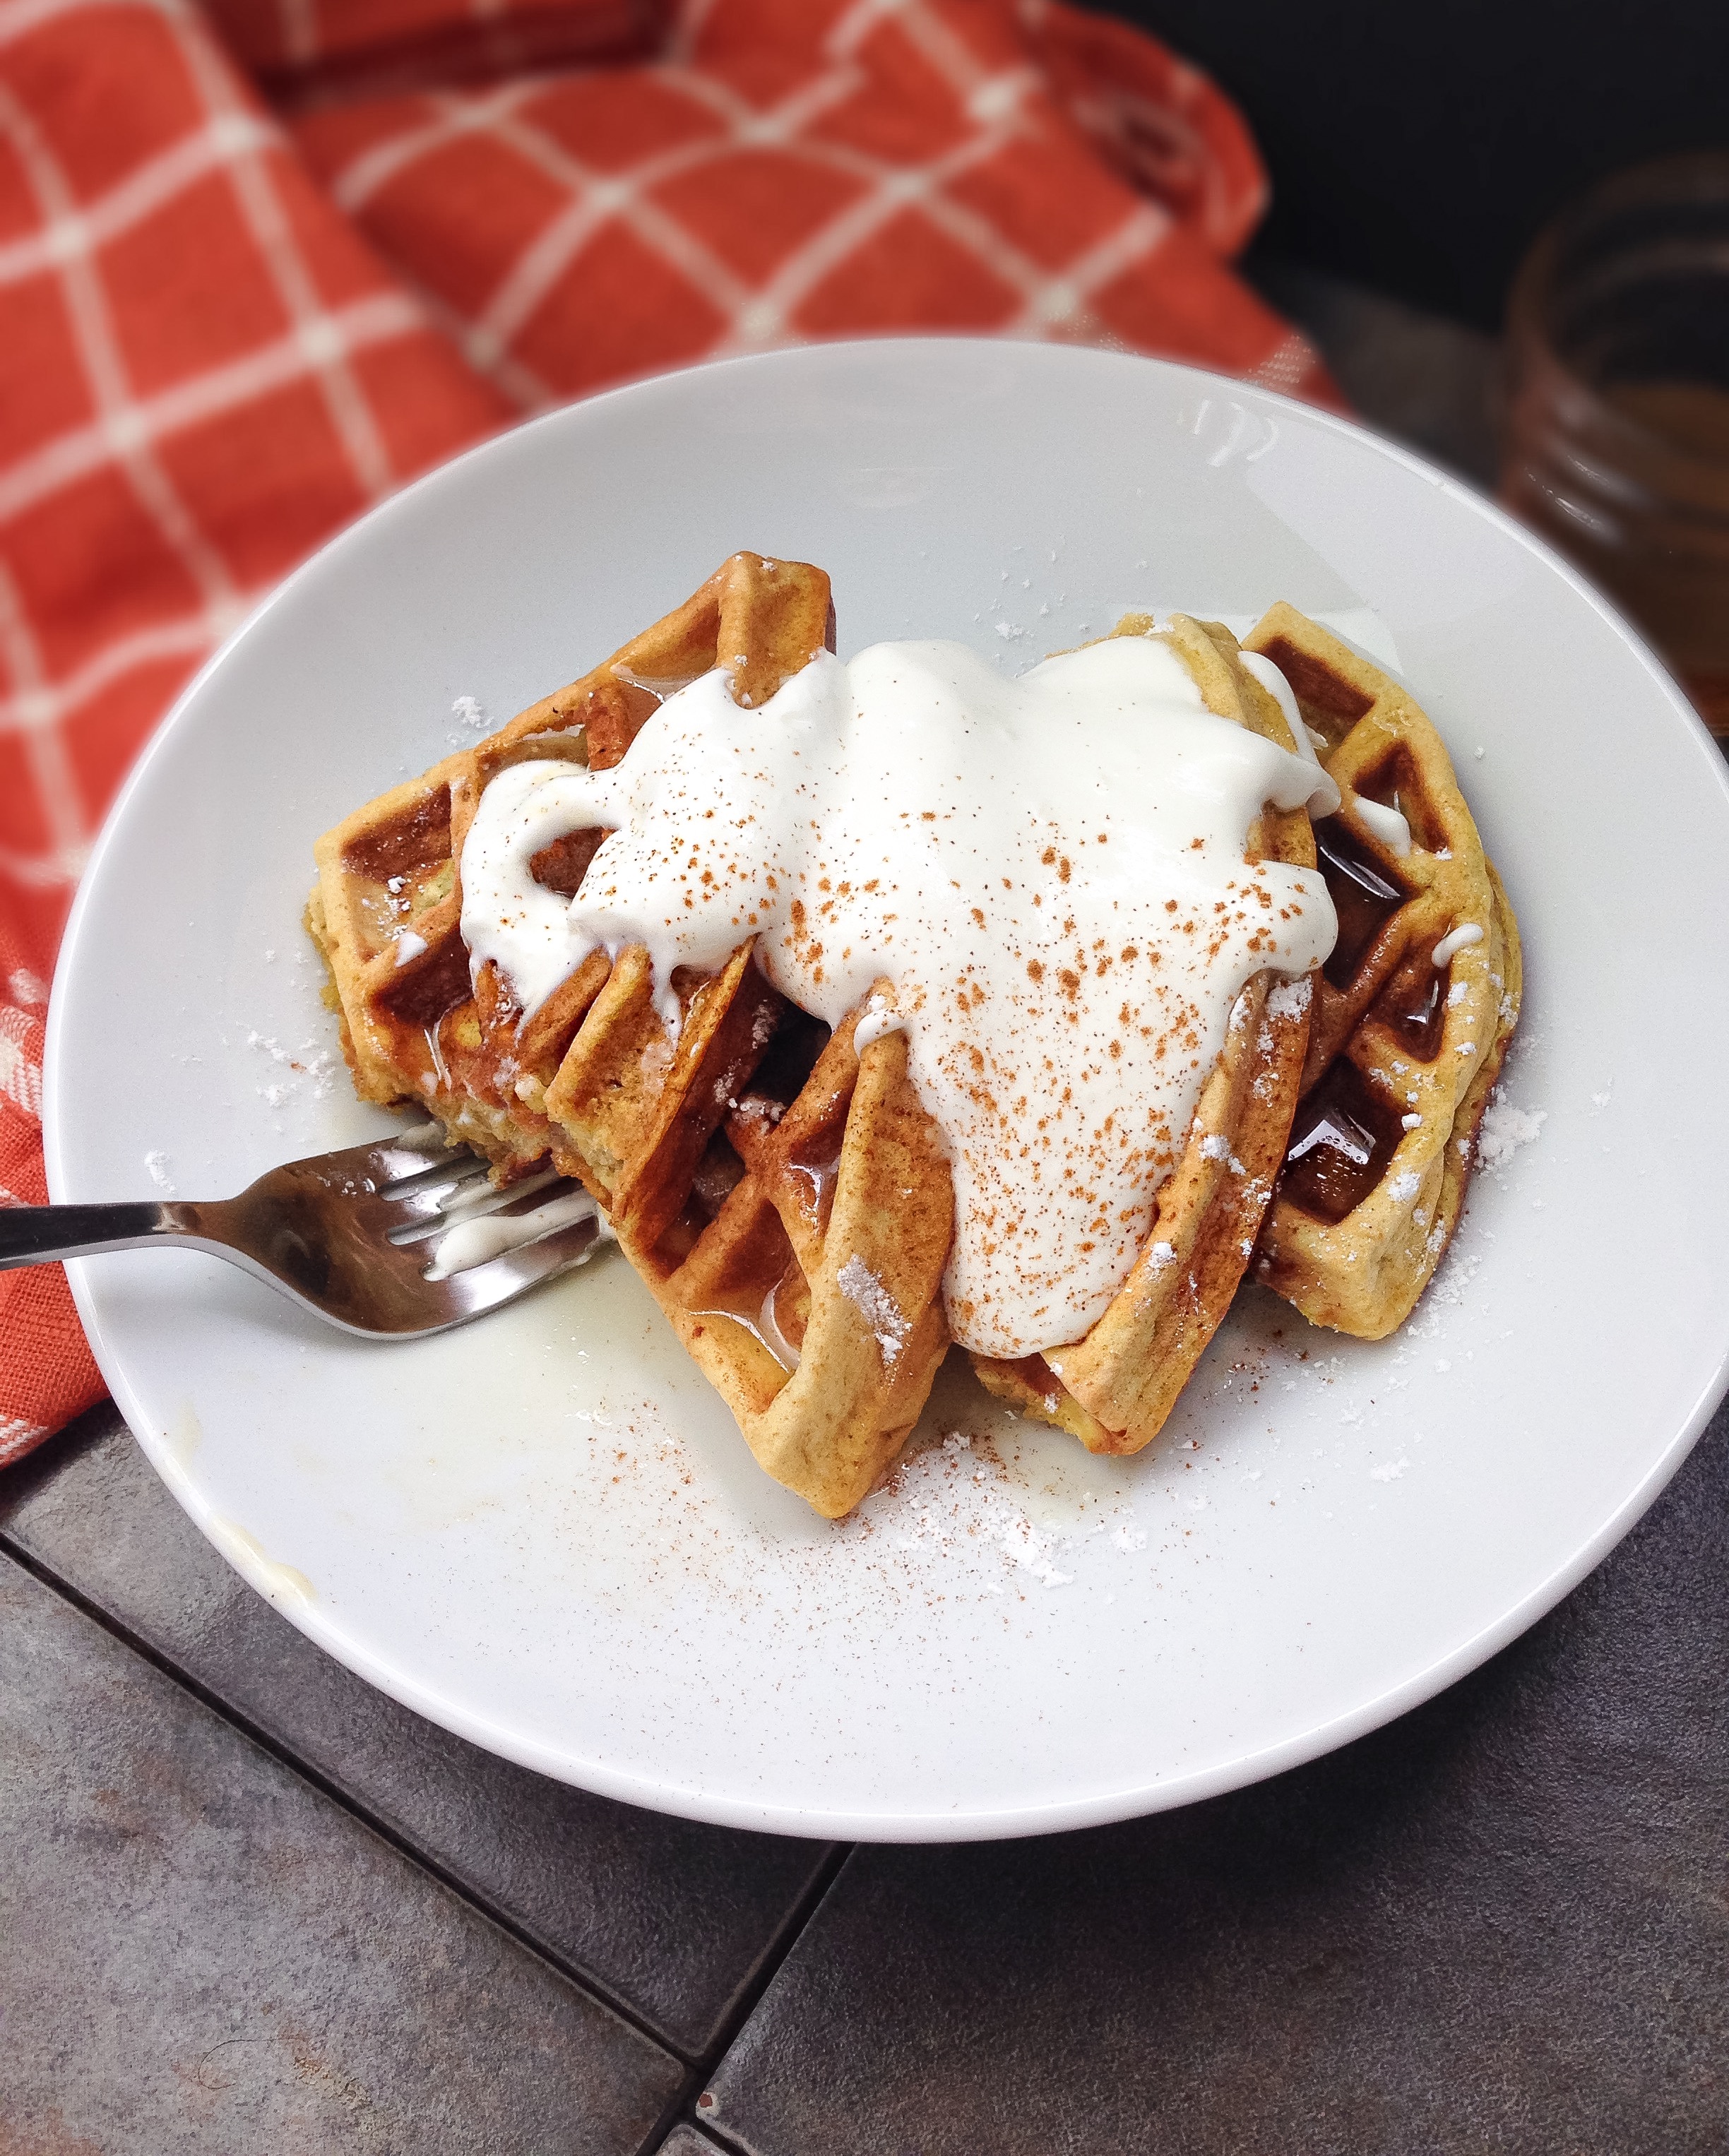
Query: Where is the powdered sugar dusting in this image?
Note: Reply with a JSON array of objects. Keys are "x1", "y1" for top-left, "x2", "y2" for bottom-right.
[
  {"x1": 1266, "y1": 975, "x2": 1312, "y2": 1023},
  {"x1": 237, "y1": 1028, "x2": 339, "y2": 1115},
  {"x1": 836, "y1": 1253, "x2": 910, "y2": 1367},
  {"x1": 1477, "y1": 1092, "x2": 1546, "y2": 1172},
  {"x1": 879, "y1": 1436, "x2": 1076, "y2": 1588}
]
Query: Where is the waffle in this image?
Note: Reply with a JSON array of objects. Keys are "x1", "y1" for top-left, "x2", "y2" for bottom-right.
[
  {"x1": 307, "y1": 552, "x2": 836, "y2": 1181},
  {"x1": 1243, "y1": 604, "x2": 1522, "y2": 1338},
  {"x1": 309, "y1": 554, "x2": 951, "y2": 1518},
  {"x1": 968, "y1": 614, "x2": 1320, "y2": 1455}
]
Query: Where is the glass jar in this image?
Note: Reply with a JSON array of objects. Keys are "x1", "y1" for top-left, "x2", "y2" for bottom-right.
[{"x1": 1502, "y1": 155, "x2": 1729, "y2": 737}]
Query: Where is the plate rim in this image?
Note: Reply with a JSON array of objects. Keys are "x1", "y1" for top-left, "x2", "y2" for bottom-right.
[{"x1": 43, "y1": 334, "x2": 1729, "y2": 1842}]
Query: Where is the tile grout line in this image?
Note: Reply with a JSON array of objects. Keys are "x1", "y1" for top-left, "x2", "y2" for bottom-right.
[
  {"x1": 628, "y1": 1830, "x2": 854, "y2": 2152},
  {"x1": 635, "y1": 2074, "x2": 701, "y2": 2156},
  {"x1": 674, "y1": 2107, "x2": 755, "y2": 2155},
  {"x1": 0, "y1": 1529, "x2": 701, "y2": 2084},
  {"x1": 694, "y1": 1840, "x2": 853, "y2": 2078},
  {"x1": 648, "y1": 2121, "x2": 731, "y2": 2155},
  {"x1": 649, "y1": 1840, "x2": 854, "y2": 2152},
  {"x1": 3, "y1": 1410, "x2": 850, "y2": 2143}
]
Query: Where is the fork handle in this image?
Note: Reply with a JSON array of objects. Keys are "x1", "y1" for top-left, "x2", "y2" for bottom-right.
[{"x1": 0, "y1": 1201, "x2": 203, "y2": 1268}]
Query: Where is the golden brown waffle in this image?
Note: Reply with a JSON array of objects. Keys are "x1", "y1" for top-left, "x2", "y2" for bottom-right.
[
  {"x1": 968, "y1": 614, "x2": 1319, "y2": 1455},
  {"x1": 549, "y1": 968, "x2": 953, "y2": 1518},
  {"x1": 1243, "y1": 604, "x2": 1522, "y2": 1338},
  {"x1": 309, "y1": 554, "x2": 951, "y2": 1518},
  {"x1": 307, "y1": 553, "x2": 835, "y2": 1181}
]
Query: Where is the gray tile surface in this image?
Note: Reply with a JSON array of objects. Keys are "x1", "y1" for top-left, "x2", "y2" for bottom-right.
[
  {"x1": 0, "y1": 1549, "x2": 683, "y2": 2155},
  {"x1": 0, "y1": 1407, "x2": 831, "y2": 2062},
  {"x1": 699, "y1": 1407, "x2": 1729, "y2": 2155}
]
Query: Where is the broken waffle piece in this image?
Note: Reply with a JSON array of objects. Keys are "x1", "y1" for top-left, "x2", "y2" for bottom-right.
[
  {"x1": 307, "y1": 552, "x2": 833, "y2": 1183},
  {"x1": 1244, "y1": 602, "x2": 1522, "y2": 1338},
  {"x1": 311, "y1": 554, "x2": 952, "y2": 1518}
]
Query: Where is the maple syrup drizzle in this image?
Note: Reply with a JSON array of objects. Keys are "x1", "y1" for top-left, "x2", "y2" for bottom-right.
[
  {"x1": 1281, "y1": 1059, "x2": 1403, "y2": 1223},
  {"x1": 766, "y1": 1261, "x2": 809, "y2": 1354},
  {"x1": 1353, "y1": 747, "x2": 1445, "y2": 852},
  {"x1": 1314, "y1": 817, "x2": 1406, "y2": 988},
  {"x1": 1371, "y1": 953, "x2": 1451, "y2": 1061}
]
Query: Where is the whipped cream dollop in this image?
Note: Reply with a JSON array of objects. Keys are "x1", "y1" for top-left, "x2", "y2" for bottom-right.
[{"x1": 461, "y1": 635, "x2": 1338, "y2": 1357}]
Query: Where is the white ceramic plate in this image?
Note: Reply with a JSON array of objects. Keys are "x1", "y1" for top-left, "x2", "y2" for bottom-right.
[{"x1": 46, "y1": 339, "x2": 1729, "y2": 1842}]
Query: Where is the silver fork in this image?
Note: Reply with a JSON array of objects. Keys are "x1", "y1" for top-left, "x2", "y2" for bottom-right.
[{"x1": 0, "y1": 1124, "x2": 611, "y2": 1337}]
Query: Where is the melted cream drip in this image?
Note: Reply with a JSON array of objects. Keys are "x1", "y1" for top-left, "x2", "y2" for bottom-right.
[
  {"x1": 461, "y1": 637, "x2": 1337, "y2": 1357},
  {"x1": 1238, "y1": 652, "x2": 1341, "y2": 819},
  {"x1": 1350, "y1": 796, "x2": 1413, "y2": 858},
  {"x1": 424, "y1": 1188, "x2": 607, "y2": 1280},
  {"x1": 1432, "y1": 922, "x2": 1483, "y2": 966},
  {"x1": 853, "y1": 991, "x2": 906, "y2": 1051}
]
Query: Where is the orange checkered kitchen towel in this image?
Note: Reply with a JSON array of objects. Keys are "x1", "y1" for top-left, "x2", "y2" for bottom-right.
[{"x1": 0, "y1": 0, "x2": 1333, "y2": 1467}]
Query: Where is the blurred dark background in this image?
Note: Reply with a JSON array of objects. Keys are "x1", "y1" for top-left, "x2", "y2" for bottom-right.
[{"x1": 1105, "y1": 0, "x2": 1729, "y2": 326}]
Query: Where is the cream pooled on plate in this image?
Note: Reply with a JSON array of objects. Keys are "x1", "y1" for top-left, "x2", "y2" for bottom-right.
[{"x1": 459, "y1": 633, "x2": 1337, "y2": 1357}]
